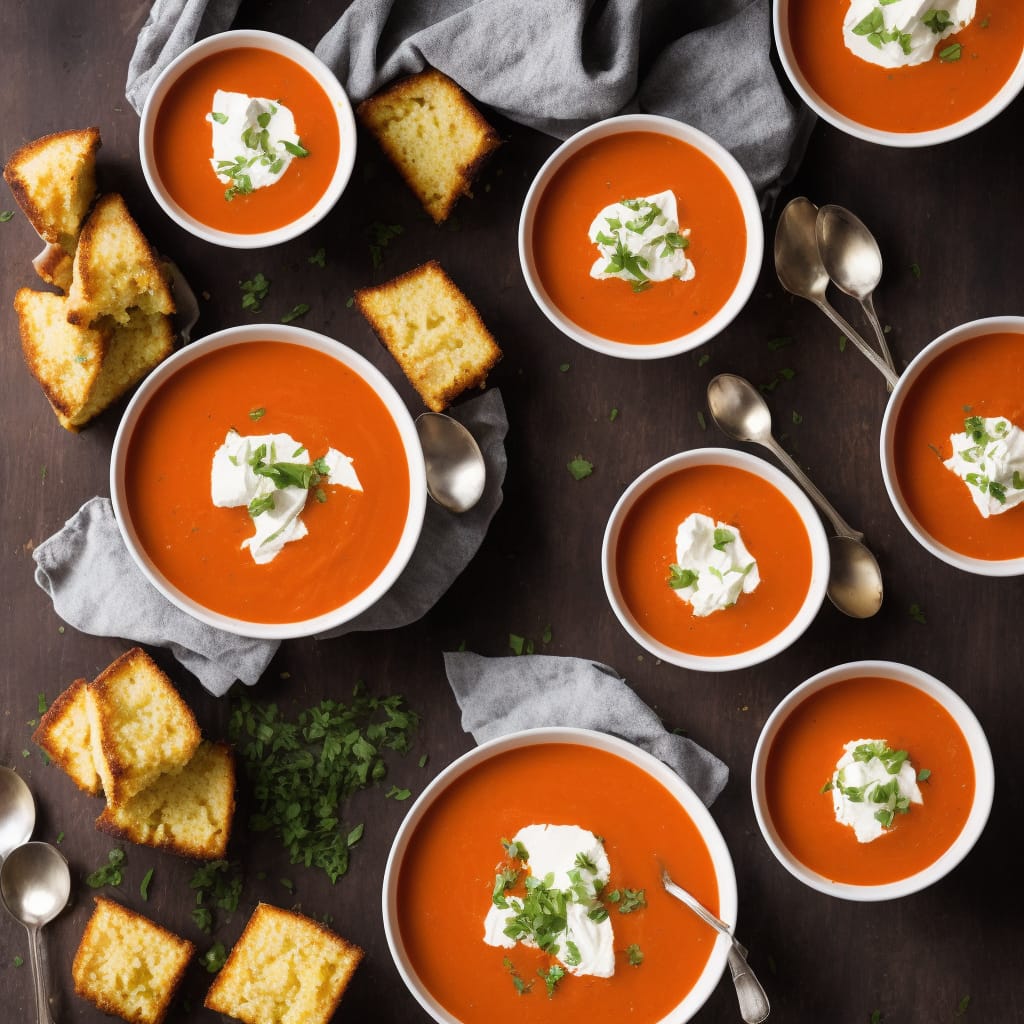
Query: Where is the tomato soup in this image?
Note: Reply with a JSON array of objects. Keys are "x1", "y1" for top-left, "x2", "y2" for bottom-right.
[
  {"x1": 893, "y1": 330, "x2": 1024, "y2": 560},
  {"x1": 124, "y1": 341, "x2": 410, "y2": 623},
  {"x1": 398, "y1": 743, "x2": 722, "y2": 1023},
  {"x1": 154, "y1": 47, "x2": 340, "y2": 232},
  {"x1": 787, "y1": 1, "x2": 1024, "y2": 134},
  {"x1": 615, "y1": 465, "x2": 814, "y2": 657},
  {"x1": 532, "y1": 132, "x2": 747, "y2": 345},
  {"x1": 765, "y1": 676, "x2": 975, "y2": 885}
]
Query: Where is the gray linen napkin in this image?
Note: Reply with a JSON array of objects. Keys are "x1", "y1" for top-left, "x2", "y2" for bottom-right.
[
  {"x1": 125, "y1": 0, "x2": 799, "y2": 192},
  {"x1": 33, "y1": 390, "x2": 508, "y2": 696},
  {"x1": 445, "y1": 652, "x2": 729, "y2": 806}
]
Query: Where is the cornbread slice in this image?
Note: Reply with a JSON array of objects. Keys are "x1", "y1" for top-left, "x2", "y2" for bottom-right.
[
  {"x1": 73, "y1": 896, "x2": 193, "y2": 1024},
  {"x1": 32, "y1": 677, "x2": 101, "y2": 795},
  {"x1": 85, "y1": 648, "x2": 201, "y2": 808},
  {"x1": 3, "y1": 126, "x2": 100, "y2": 255},
  {"x1": 14, "y1": 287, "x2": 110, "y2": 430},
  {"x1": 204, "y1": 903, "x2": 363, "y2": 1024},
  {"x1": 96, "y1": 741, "x2": 236, "y2": 860},
  {"x1": 357, "y1": 68, "x2": 500, "y2": 223},
  {"x1": 67, "y1": 193, "x2": 174, "y2": 327},
  {"x1": 356, "y1": 260, "x2": 501, "y2": 411}
]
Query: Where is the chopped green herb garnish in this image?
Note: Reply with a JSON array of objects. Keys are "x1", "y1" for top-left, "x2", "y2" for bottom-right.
[
  {"x1": 922, "y1": 9, "x2": 954, "y2": 33},
  {"x1": 909, "y1": 603, "x2": 927, "y2": 624},
  {"x1": 203, "y1": 941, "x2": 228, "y2": 973},
  {"x1": 768, "y1": 336, "x2": 794, "y2": 352},
  {"x1": 939, "y1": 42, "x2": 962, "y2": 61},
  {"x1": 247, "y1": 494, "x2": 275, "y2": 518},
  {"x1": 367, "y1": 221, "x2": 404, "y2": 269},
  {"x1": 508, "y1": 633, "x2": 534, "y2": 656},
  {"x1": 281, "y1": 303, "x2": 310, "y2": 324},
  {"x1": 626, "y1": 943, "x2": 644, "y2": 966},
  {"x1": 839, "y1": 334, "x2": 849, "y2": 352},
  {"x1": 503, "y1": 957, "x2": 534, "y2": 996},
  {"x1": 37, "y1": 693, "x2": 48, "y2": 715},
  {"x1": 609, "y1": 407, "x2": 619, "y2": 421},
  {"x1": 306, "y1": 246, "x2": 326, "y2": 267},
  {"x1": 86, "y1": 848, "x2": 126, "y2": 888},
  {"x1": 792, "y1": 410, "x2": 803, "y2": 425},
  {"x1": 12, "y1": 955, "x2": 24, "y2": 967},
  {"x1": 564, "y1": 941, "x2": 582, "y2": 967},
  {"x1": 240, "y1": 273, "x2": 270, "y2": 312},
  {"x1": 917, "y1": 768, "x2": 932, "y2": 782},
  {"x1": 697, "y1": 410, "x2": 707, "y2": 431},
  {"x1": 567, "y1": 456, "x2": 593, "y2": 480},
  {"x1": 210, "y1": 111, "x2": 228, "y2": 124},
  {"x1": 667, "y1": 564, "x2": 699, "y2": 590},
  {"x1": 502, "y1": 838, "x2": 530, "y2": 861},
  {"x1": 541, "y1": 624, "x2": 553, "y2": 645},
  {"x1": 386, "y1": 786, "x2": 411, "y2": 801},
  {"x1": 559, "y1": 362, "x2": 570, "y2": 373},
  {"x1": 538, "y1": 964, "x2": 565, "y2": 998},
  {"x1": 249, "y1": 406, "x2": 266, "y2": 421},
  {"x1": 0, "y1": 210, "x2": 16, "y2": 223},
  {"x1": 713, "y1": 528, "x2": 736, "y2": 551},
  {"x1": 140, "y1": 867, "x2": 154, "y2": 901},
  {"x1": 910, "y1": 262, "x2": 922, "y2": 279},
  {"x1": 346, "y1": 823, "x2": 364, "y2": 847},
  {"x1": 282, "y1": 140, "x2": 310, "y2": 158},
  {"x1": 55, "y1": 831, "x2": 64, "y2": 844},
  {"x1": 955, "y1": 995, "x2": 971, "y2": 1016},
  {"x1": 418, "y1": 754, "x2": 429, "y2": 768},
  {"x1": 697, "y1": 352, "x2": 710, "y2": 367},
  {"x1": 190, "y1": 860, "x2": 242, "y2": 934}
]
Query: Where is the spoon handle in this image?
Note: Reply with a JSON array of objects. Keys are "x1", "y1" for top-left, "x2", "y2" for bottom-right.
[
  {"x1": 860, "y1": 293, "x2": 896, "y2": 391},
  {"x1": 727, "y1": 943, "x2": 771, "y2": 1023},
  {"x1": 27, "y1": 926, "x2": 56, "y2": 1024},
  {"x1": 814, "y1": 298, "x2": 900, "y2": 389}
]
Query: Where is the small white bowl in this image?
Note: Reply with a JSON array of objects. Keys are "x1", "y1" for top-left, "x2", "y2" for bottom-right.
[
  {"x1": 880, "y1": 315, "x2": 1024, "y2": 577},
  {"x1": 751, "y1": 660, "x2": 995, "y2": 901},
  {"x1": 110, "y1": 325, "x2": 426, "y2": 640},
  {"x1": 139, "y1": 30, "x2": 357, "y2": 248},
  {"x1": 602, "y1": 448, "x2": 830, "y2": 672},
  {"x1": 382, "y1": 727, "x2": 737, "y2": 1024},
  {"x1": 518, "y1": 114, "x2": 763, "y2": 359},
  {"x1": 774, "y1": 0, "x2": 1024, "y2": 147}
]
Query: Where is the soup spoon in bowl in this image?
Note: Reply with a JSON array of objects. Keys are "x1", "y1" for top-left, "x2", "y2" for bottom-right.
[
  {"x1": 416, "y1": 412, "x2": 486, "y2": 513},
  {"x1": 706, "y1": 374, "x2": 884, "y2": 619}
]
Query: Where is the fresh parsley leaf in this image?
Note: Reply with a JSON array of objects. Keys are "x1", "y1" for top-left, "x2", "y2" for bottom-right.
[
  {"x1": 282, "y1": 139, "x2": 310, "y2": 158},
  {"x1": 140, "y1": 867, "x2": 154, "y2": 901},
  {"x1": 248, "y1": 494, "x2": 275, "y2": 518},
  {"x1": 281, "y1": 303, "x2": 310, "y2": 324},
  {"x1": 12, "y1": 955, "x2": 24, "y2": 967},
  {"x1": 37, "y1": 692, "x2": 48, "y2": 715},
  {"x1": 240, "y1": 273, "x2": 270, "y2": 312},
  {"x1": 0, "y1": 210, "x2": 15, "y2": 223},
  {"x1": 712, "y1": 527, "x2": 736, "y2": 551},
  {"x1": 386, "y1": 786, "x2": 411, "y2": 801},
  {"x1": 202, "y1": 942, "x2": 228, "y2": 973},
  {"x1": 667, "y1": 564, "x2": 699, "y2": 590},
  {"x1": 626, "y1": 943, "x2": 644, "y2": 966},
  {"x1": 939, "y1": 42, "x2": 962, "y2": 61},
  {"x1": 503, "y1": 957, "x2": 534, "y2": 995},
  {"x1": 85, "y1": 848, "x2": 126, "y2": 888},
  {"x1": 210, "y1": 111, "x2": 228, "y2": 124},
  {"x1": 190, "y1": 860, "x2": 243, "y2": 934},
  {"x1": 567, "y1": 456, "x2": 593, "y2": 480},
  {"x1": 308, "y1": 247, "x2": 326, "y2": 267},
  {"x1": 909, "y1": 603, "x2": 927, "y2": 625},
  {"x1": 917, "y1": 768, "x2": 932, "y2": 782},
  {"x1": 538, "y1": 964, "x2": 565, "y2": 998},
  {"x1": 249, "y1": 406, "x2": 266, "y2": 421}
]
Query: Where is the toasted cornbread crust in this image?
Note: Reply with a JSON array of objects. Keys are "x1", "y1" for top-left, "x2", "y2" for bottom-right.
[
  {"x1": 357, "y1": 68, "x2": 500, "y2": 223},
  {"x1": 33, "y1": 242, "x2": 75, "y2": 292},
  {"x1": 32, "y1": 677, "x2": 101, "y2": 795},
  {"x1": 73, "y1": 896, "x2": 193, "y2": 1024},
  {"x1": 356, "y1": 259, "x2": 501, "y2": 411},
  {"x1": 204, "y1": 903, "x2": 363, "y2": 1024}
]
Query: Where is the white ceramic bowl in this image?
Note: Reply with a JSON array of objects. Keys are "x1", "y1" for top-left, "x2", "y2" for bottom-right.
[
  {"x1": 139, "y1": 30, "x2": 357, "y2": 248},
  {"x1": 773, "y1": 0, "x2": 1024, "y2": 147},
  {"x1": 602, "y1": 448, "x2": 830, "y2": 671},
  {"x1": 751, "y1": 660, "x2": 995, "y2": 901},
  {"x1": 110, "y1": 325, "x2": 426, "y2": 639},
  {"x1": 518, "y1": 114, "x2": 763, "y2": 359},
  {"x1": 880, "y1": 315, "x2": 1024, "y2": 577},
  {"x1": 382, "y1": 727, "x2": 737, "y2": 1024}
]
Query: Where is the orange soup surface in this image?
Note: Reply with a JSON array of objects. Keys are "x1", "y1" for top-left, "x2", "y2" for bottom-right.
[
  {"x1": 788, "y1": 2, "x2": 1024, "y2": 133},
  {"x1": 125, "y1": 341, "x2": 410, "y2": 623},
  {"x1": 616, "y1": 465, "x2": 814, "y2": 657},
  {"x1": 893, "y1": 330, "x2": 1024, "y2": 560},
  {"x1": 765, "y1": 677, "x2": 975, "y2": 885},
  {"x1": 154, "y1": 47, "x2": 340, "y2": 232},
  {"x1": 398, "y1": 744, "x2": 722, "y2": 1023},
  {"x1": 532, "y1": 132, "x2": 747, "y2": 345}
]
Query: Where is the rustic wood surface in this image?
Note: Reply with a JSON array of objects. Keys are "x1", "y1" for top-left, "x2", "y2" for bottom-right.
[{"x1": 1, "y1": 3, "x2": 1020, "y2": 1022}]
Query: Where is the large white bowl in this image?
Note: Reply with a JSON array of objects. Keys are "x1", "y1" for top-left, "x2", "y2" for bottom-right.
[
  {"x1": 880, "y1": 315, "x2": 1024, "y2": 577},
  {"x1": 110, "y1": 325, "x2": 426, "y2": 640},
  {"x1": 382, "y1": 727, "x2": 737, "y2": 1024},
  {"x1": 773, "y1": 0, "x2": 1024, "y2": 147},
  {"x1": 602, "y1": 448, "x2": 830, "y2": 671},
  {"x1": 751, "y1": 660, "x2": 995, "y2": 901},
  {"x1": 518, "y1": 114, "x2": 763, "y2": 359},
  {"x1": 139, "y1": 30, "x2": 357, "y2": 248}
]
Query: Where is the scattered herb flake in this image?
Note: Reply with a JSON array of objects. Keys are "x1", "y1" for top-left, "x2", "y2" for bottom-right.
[
  {"x1": 249, "y1": 407, "x2": 266, "y2": 422},
  {"x1": 345, "y1": 295, "x2": 355, "y2": 308},
  {"x1": 308, "y1": 247, "x2": 326, "y2": 267},
  {"x1": 609, "y1": 407, "x2": 619, "y2": 422},
  {"x1": 280, "y1": 877, "x2": 295, "y2": 892},
  {"x1": 909, "y1": 603, "x2": 927, "y2": 624},
  {"x1": 86, "y1": 848, "x2": 126, "y2": 888},
  {"x1": 203, "y1": 942, "x2": 228, "y2": 973},
  {"x1": 190, "y1": 860, "x2": 243, "y2": 934},
  {"x1": 140, "y1": 867, "x2": 154, "y2": 901},
  {"x1": 768, "y1": 336, "x2": 794, "y2": 351},
  {"x1": 12, "y1": 955, "x2": 24, "y2": 967},
  {"x1": 697, "y1": 352, "x2": 710, "y2": 367},
  {"x1": 240, "y1": 273, "x2": 270, "y2": 312},
  {"x1": 955, "y1": 995, "x2": 971, "y2": 1016},
  {"x1": 0, "y1": 210, "x2": 15, "y2": 223},
  {"x1": 626, "y1": 943, "x2": 644, "y2": 966},
  {"x1": 418, "y1": 754, "x2": 428, "y2": 768},
  {"x1": 910, "y1": 263, "x2": 922, "y2": 280},
  {"x1": 503, "y1": 957, "x2": 533, "y2": 996},
  {"x1": 541, "y1": 624, "x2": 553, "y2": 645},
  {"x1": 367, "y1": 221, "x2": 404, "y2": 269},
  {"x1": 386, "y1": 786, "x2": 411, "y2": 801},
  {"x1": 538, "y1": 964, "x2": 565, "y2": 998},
  {"x1": 917, "y1": 768, "x2": 932, "y2": 782},
  {"x1": 839, "y1": 334, "x2": 848, "y2": 352},
  {"x1": 281, "y1": 303, "x2": 310, "y2": 324},
  {"x1": 792, "y1": 410, "x2": 803, "y2": 425},
  {"x1": 559, "y1": 362, "x2": 570, "y2": 373},
  {"x1": 55, "y1": 831, "x2": 64, "y2": 845},
  {"x1": 939, "y1": 42, "x2": 962, "y2": 62},
  {"x1": 567, "y1": 456, "x2": 593, "y2": 480},
  {"x1": 697, "y1": 410, "x2": 707, "y2": 431}
]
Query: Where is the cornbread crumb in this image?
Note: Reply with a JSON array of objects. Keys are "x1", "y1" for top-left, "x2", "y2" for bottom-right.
[
  {"x1": 85, "y1": 648, "x2": 201, "y2": 808},
  {"x1": 204, "y1": 903, "x2": 363, "y2": 1024},
  {"x1": 32, "y1": 677, "x2": 101, "y2": 795},
  {"x1": 96, "y1": 740, "x2": 236, "y2": 860},
  {"x1": 357, "y1": 68, "x2": 500, "y2": 223},
  {"x1": 356, "y1": 260, "x2": 500, "y2": 411},
  {"x1": 73, "y1": 896, "x2": 193, "y2": 1024}
]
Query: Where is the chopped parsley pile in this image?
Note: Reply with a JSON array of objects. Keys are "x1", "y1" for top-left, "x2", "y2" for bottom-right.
[{"x1": 822, "y1": 740, "x2": 930, "y2": 829}]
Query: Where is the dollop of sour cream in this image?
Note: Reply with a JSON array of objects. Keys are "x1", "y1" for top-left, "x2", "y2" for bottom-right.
[
  {"x1": 206, "y1": 90, "x2": 304, "y2": 194},
  {"x1": 668, "y1": 513, "x2": 760, "y2": 617},
  {"x1": 211, "y1": 431, "x2": 361, "y2": 564},
  {"x1": 588, "y1": 190, "x2": 695, "y2": 290},
  {"x1": 943, "y1": 414, "x2": 1024, "y2": 518},
  {"x1": 483, "y1": 824, "x2": 615, "y2": 978},
  {"x1": 843, "y1": 0, "x2": 976, "y2": 68},
  {"x1": 827, "y1": 739, "x2": 924, "y2": 844}
]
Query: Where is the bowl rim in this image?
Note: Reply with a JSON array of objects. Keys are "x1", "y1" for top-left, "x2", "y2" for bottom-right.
[
  {"x1": 109, "y1": 324, "x2": 427, "y2": 640},
  {"x1": 602, "y1": 447, "x2": 831, "y2": 671},
  {"x1": 879, "y1": 315, "x2": 1024, "y2": 577},
  {"x1": 772, "y1": 0, "x2": 1024, "y2": 148},
  {"x1": 381, "y1": 726, "x2": 737, "y2": 1024},
  {"x1": 750, "y1": 659, "x2": 995, "y2": 902},
  {"x1": 517, "y1": 113, "x2": 764, "y2": 360},
  {"x1": 138, "y1": 28, "x2": 357, "y2": 249}
]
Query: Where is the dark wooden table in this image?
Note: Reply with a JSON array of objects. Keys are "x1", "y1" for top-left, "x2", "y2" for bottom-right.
[{"x1": 2, "y1": 3, "x2": 1021, "y2": 1022}]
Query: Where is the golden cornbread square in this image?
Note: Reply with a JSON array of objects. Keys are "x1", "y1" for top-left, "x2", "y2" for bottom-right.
[
  {"x1": 356, "y1": 260, "x2": 501, "y2": 412},
  {"x1": 357, "y1": 68, "x2": 500, "y2": 223},
  {"x1": 204, "y1": 903, "x2": 363, "y2": 1024},
  {"x1": 72, "y1": 896, "x2": 193, "y2": 1024},
  {"x1": 32, "y1": 676, "x2": 101, "y2": 795}
]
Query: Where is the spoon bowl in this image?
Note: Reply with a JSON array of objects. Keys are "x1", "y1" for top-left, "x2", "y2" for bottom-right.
[
  {"x1": 416, "y1": 412, "x2": 486, "y2": 513},
  {"x1": 0, "y1": 767, "x2": 35, "y2": 861}
]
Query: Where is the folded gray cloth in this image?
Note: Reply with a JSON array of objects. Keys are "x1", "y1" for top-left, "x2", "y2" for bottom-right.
[
  {"x1": 33, "y1": 390, "x2": 507, "y2": 697},
  {"x1": 126, "y1": 0, "x2": 799, "y2": 191},
  {"x1": 445, "y1": 652, "x2": 729, "y2": 806}
]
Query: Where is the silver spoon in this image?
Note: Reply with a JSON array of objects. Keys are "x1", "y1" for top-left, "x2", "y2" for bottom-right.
[
  {"x1": 1, "y1": 842, "x2": 71, "y2": 1024},
  {"x1": 0, "y1": 767, "x2": 35, "y2": 861},
  {"x1": 774, "y1": 197, "x2": 900, "y2": 389},
  {"x1": 707, "y1": 374, "x2": 884, "y2": 619},
  {"x1": 416, "y1": 412, "x2": 486, "y2": 513},
  {"x1": 815, "y1": 204, "x2": 897, "y2": 388},
  {"x1": 660, "y1": 866, "x2": 770, "y2": 1024}
]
